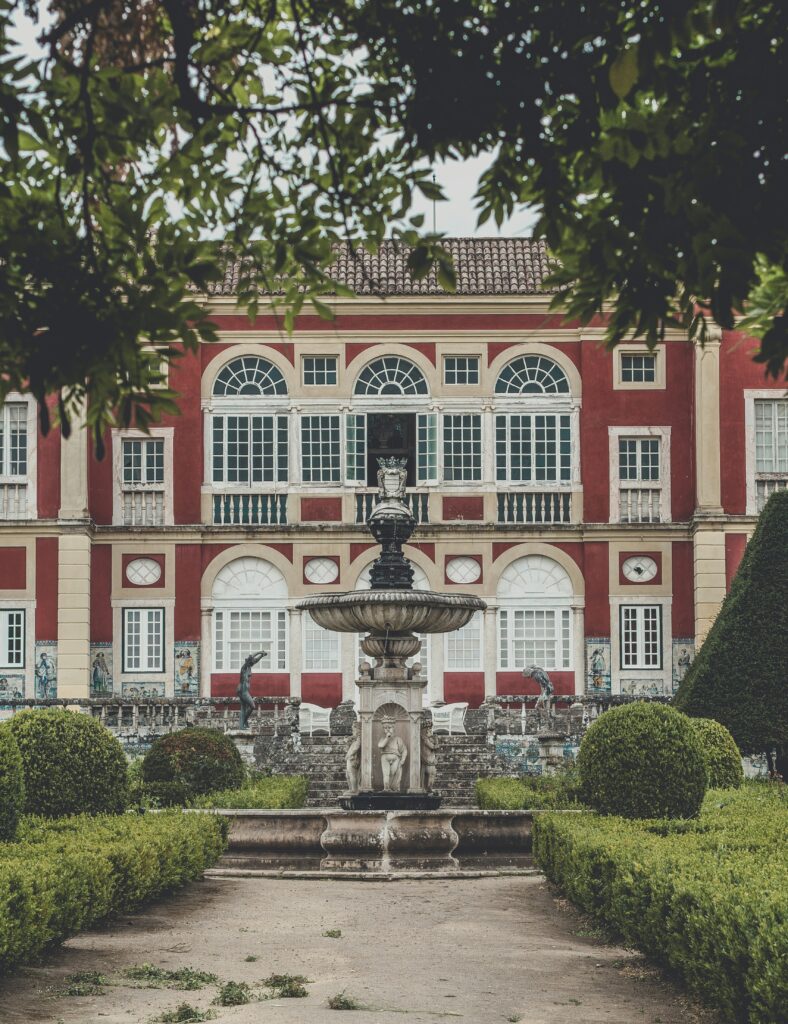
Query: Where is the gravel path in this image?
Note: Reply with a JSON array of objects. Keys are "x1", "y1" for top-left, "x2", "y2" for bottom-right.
[{"x1": 0, "y1": 875, "x2": 717, "y2": 1024}]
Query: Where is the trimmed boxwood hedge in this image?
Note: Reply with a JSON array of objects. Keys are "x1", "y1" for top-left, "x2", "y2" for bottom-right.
[
  {"x1": 533, "y1": 786, "x2": 788, "y2": 1023},
  {"x1": 577, "y1": 703, "x2": 707, "y2": 819},
  {"x1": 0, "y1": 811, "x2": 226, "y2": 972},
  {"x1": 142, "y1": 728, "x2": 245, "y2": 799},
  {"x1": 689, "y1": 717, "x2": 743, "y2": 789},
  {"x1": 476, "y1": 769, "x2": 584, "y2": 810},
  {"x1": 3, "y1": 709, "x2": 128, "y2": 817},
  {"x1": 0, "y1": 730, "x2": 24, "y2": 841},
  {"x1": 191, "y1": 775, "x2": 308, "y2": 809}
]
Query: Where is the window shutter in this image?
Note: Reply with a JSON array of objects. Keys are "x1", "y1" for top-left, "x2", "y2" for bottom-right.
[
  {"x1": 417, "y1": 413, "x2": 438, "y2": 484},
  {"x1": 345, "y1": 413, "x2": 366, "y2": 483}
]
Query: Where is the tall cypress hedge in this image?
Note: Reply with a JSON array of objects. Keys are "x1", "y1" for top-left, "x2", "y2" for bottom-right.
[{"x1": 674, "y1": 490, "x2": 788, "y2": 758}]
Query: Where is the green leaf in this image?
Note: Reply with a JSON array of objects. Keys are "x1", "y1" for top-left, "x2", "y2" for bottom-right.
[{"x1": 609, "y1": 46, "x2": 639, "y2": 99}]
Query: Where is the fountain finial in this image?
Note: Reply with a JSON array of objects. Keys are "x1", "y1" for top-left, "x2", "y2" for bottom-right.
[{"x1": 367, "y1": 457, "x2": 416, "y2": 590}]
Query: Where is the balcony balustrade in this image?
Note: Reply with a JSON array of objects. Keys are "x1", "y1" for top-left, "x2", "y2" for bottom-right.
[
  {"x1": 497, "y1": 489, "x2": 572, "y2": 524},
  {"x1": 0, "y1": 482, "x2": 28, "y2": 519},
  {"x1": 756, "y1": 477, "x2": 788, "y2": 512},
  {"x1": 355, "y1": 489, "x2": 430, "y2": 525},
  {"x1": 122, "y1": 488, "x2": 165, "y2": 526},
  {"x1": 212, "y1": 492, "x2": 288, "y2": 525}
]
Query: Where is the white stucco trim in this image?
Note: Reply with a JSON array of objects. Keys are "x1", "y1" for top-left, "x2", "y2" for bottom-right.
[
  {"x1": 608, "y1": 425, "x2": 672, "y2": 524},
  {"x1": 744, "y1": 389, "x2": 788, "y2": 515}
]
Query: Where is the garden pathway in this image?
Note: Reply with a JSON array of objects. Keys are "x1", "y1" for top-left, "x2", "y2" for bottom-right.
[{"x1": 0, "y1": 875, "x2": 717, "y2": 1024}]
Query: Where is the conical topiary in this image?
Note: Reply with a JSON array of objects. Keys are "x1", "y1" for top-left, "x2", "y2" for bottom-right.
[{"x1": 674, "y1": 490, "x2": 788, "y2": 759}]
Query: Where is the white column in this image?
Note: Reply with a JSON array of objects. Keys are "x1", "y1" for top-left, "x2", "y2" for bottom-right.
[
  {"x1": 340, "y1": 632, "x2": 356, "y2": 702},
  {"x1": 482, "y1": 404, "x2": 495, "y2": 484},
  {"x1": 289, "y1": 608, "x2": 302, "y2": 699},
  {"x1": 483, "y1": 606, "x2": 498, "y2": 699},
  {"x1": 572, "y1": 605, "x2": 585, "y2": 695},
  {"x1": 694, "y1": 330, "x2": 723, "y2": 514},
  {"x1": 430, "y1": 633, "x2": 444, "y2": 703},
  {"x1": 200, "y1": 605, "x2": 212, "y2": 697}
]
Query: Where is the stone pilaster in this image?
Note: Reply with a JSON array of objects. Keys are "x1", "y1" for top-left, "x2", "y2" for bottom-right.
[
  {"x1": 694, "y1": 328, "x2": 723, "y2": 514},
  {"x1": 693, "y1": 526, "x2": 727, "y2": 648}
]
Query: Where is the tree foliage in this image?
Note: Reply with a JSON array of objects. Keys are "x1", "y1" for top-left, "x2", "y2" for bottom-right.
[
  {"x1": 1, "y1": 0, "x2": 785, "y2": 443},
  {"x1": 674, "y1": 490, "x2": 788, "y2": 756}
]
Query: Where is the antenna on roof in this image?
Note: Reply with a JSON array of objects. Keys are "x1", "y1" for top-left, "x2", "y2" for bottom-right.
[{"x1": 432, "y1": 172, "x2": 437, "y2": 234}]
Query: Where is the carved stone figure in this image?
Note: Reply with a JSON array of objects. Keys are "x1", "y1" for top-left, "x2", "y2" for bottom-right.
[
  {"x1": 420, "y1": 720, "x2": 438, "y2": 793},
  {"x1": 378, "y1": 716, "x2": 408, "y2": 792},
  {"x1": 237, "y1": 650, "x2": 266, "y2": 729},
  {"x1": 526, "y1": 665, "x2": 554, "y2": 713},
  {"x1": 376, "y1": 456, "x2": 408, "y2": 500},
  {"x1": 345, "y1": 721, "x2": 362, "y2": 793}
]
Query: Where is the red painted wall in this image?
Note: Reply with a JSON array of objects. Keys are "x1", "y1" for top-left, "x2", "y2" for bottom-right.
[
  {"x1": 442, "y1": 496, "x2": 484, "y2": 521},
  {"x1": 719, "y1": 330, "x2": 785, "y2": 514},
  {"x1": 90, "y1": 544, "x2": 113, "y2": 641},
  {"x1": 301, "y1": 497, "x2": 342, "y2": 521},
  {"x1": 579, "y1": 340, "x2": 695, "y2": 523},
  {"x1": 444, "y1": 672, "x2": 485, "y2": 707},
  {"x1": 583, "y1": 542, "x2": 610, "y2": 635},
  {"x1": 211, "y1": 673, "x2": 290, "y2": 697},
  {"x1": 496, "y1": 670, "x2": 576, "y2": 696},
  {"x1": 725, "y1": 533, "x2": 748, "y2": 591},
  {"x1": 88, "y1": 429, "x2": 113, "y2": 525},
  {"x1": 175, "y1": 544, "x2": 202, "y2": 640},
  {"x1": 301, "y1": 673, "x2": 343, "y2": 706},
  {"x1": 671, "y1": 541, "x2": 695, "y2": 636},
  {"x1": 168, "y1": 348, "x2": 203, "y2": 524},
  {"x1": 0, "y1": 547, "x2": 26, "y2": 589},
  {"x1": 37, "y1": 396, "x2": 61, "y2": 518},
  {"x1": 35, "y1": 538, "x2": 58, "y2": 640}
]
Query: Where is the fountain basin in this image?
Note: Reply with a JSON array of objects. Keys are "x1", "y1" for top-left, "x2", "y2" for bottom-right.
[{"x1": 297, "y1": 590, "x2": 486, "y2": 635}]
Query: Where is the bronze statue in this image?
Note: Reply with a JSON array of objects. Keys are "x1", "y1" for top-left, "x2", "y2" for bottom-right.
[
  {"x1": 525, "y1": 665, "x2": 555, "y2": 719},
  {"x1": 237, "y1": 650, "x2": 266, "y2": 729}
]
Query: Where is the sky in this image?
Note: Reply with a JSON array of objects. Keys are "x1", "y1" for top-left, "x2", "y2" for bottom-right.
[{"x1": 11, "y1": 7, "x2": 538, "y2": 240}]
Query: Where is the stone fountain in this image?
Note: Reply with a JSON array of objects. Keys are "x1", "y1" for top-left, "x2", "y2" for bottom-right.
[{"x1": 298, "y1": 458, "x2": 486, "y2": 815}]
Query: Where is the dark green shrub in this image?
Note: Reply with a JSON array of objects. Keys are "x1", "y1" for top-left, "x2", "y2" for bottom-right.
[
  {"x1": 5, "y1": 709, "x2": 128, "y2": 817},
  {"x1": 675, "y1": 490, "x2": 788, "y2": 759},
  {"x1": 689, "y1": 718, "x2": 743, "y2": 789},
  {"x1": 533, "y1": 786, "x2": 788, "y2": 1023},
  {"x1": 0, "y1": 811, "x2": 226, "y2": 972},
  {"x1": 191, "y1": 774, "x2": 308, "y2": 809},
  {"x1": 0, "y1": 728, "x2": 24, "y2": 841},
  {"x1": 577, "y1": 703, "x2": 706, "y2": 819},
  {"x1": 476, "y1": 768, "x2": 584, "y2": 810},
  {"x1": 142, "y1": 728, "x2": 245, "y2": 799}
]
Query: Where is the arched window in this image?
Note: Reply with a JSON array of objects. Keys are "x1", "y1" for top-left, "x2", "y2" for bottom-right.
[
  {"x1": 497, "y1": 555, "x2": 574, "y2": 671},
  {"x1": 213, "y1": 356, "x2": 287, "y2": 397},
  {"x1": 211, "y1": 557, "x2": 287, "y2": 671},
  {"x1": 495, "y1": 355, "x2": 569, "y2": 395},
  {"x1": 354, "y1": 357, "x2": 428, "y2": 396}
]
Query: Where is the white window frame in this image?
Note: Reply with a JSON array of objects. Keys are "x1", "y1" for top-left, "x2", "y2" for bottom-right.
[
  {"x1": 122, "y1": 606, "x2": 165, "y2": 673},
  {"x1": 445, "y1": 612, "x2": 483, "y2": 671},
  {"x1": 303, "y1": 615, "x2": 341, "y2": 672},
  {"x1": 212, "y1": 608, "x2": 288, "y2": 673},
  {"x1": 112, "y1": 427, "x2": 174, "y2": 526},
  {"x1": 443, "y1": 355, "x2": 480, "y2": 386},
  {"x1": 0, "y1": 608, "x2": 25, "y2": 669},
  {"x1": 497, "y1": 605, "x2": 573, "y2": 672},
  {"x1": 302, "y1": 355, "x2": 339, "y2": 387},
  {"x1": 0, "y1": 394, "x2": 37, "y2": 520},
  {"x1": 618, "y1": 604, "x2": 663, "y2": 670},
  {"x1": 613, "y1": 346, "x2": 666, "y2": 390},
  {"x1": 744, "y1": 391, "x2": 788, "y2": 515},
  {"x1": 608, "y1": 426, "x2": 671, "y2": 524},
  {"x1": 442, "y1": 412, "x2": 482, "y2": 483},
  {"x1": 495, "y1": 409, "x2": 575, "y2": 486},
  {"x1": 210, "y1": 413, "x2": 289, "y2": 488},
  {"x1": 610, "y1": 595, "x2": 671, "y2": 694}
]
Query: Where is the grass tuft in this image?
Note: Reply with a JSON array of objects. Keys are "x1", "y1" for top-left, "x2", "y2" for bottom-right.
[
  {"x1": 328, "y1": 991, "x2": 362, "y2": 1010},
  {"x1": 214, "y1": 980, "x2": 253, "y2": 1006},
  {"x1": 62, "y1": 971, "x2": 109, "y2": 996},
  {"x1": 322, "y1": 928, "x2": 342, "y2": 938},
  {"x1": 155, "y1": 1004, "x2": 217, "y2": 1023},
  {"x1": 265, "y1": 972, "x2": 309, "y2": 998},
  {"x1": 124, "y1": 964, "x2": 218, "y2": 990}
]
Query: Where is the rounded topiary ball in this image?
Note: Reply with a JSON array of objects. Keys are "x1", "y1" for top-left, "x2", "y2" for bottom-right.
[
  {"x1": 6, "y1": 709, "x2": 128, "y2": 818},
  {"x1": 142, "y1": 728, "x2": 244, "y2": 799},
  {"x1": 577, "y1": 703, "x2": 707, "y2": 819},
  {"x1": 0, "y1": 727, "x2": 25, "y2": 840},
  {"x1": 688, "y1": 717, "x2": 743, "y2": 789}
]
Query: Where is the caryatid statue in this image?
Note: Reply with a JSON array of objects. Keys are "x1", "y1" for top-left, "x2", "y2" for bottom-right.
[
  {"x1": 420, "y1": 720, "x2": 438, "y2": 794},
  {"x1": 378, "y1": 716, "x2": 408, "y2": 792},
  {"x1": 237, "y1": 650, "x2": 267, "y2": 729},
  {"x1": 345, "y1": 720, "x2": 362, "y2": 793}
]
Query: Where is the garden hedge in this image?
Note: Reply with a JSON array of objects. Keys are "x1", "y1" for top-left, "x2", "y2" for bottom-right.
[
  {"x1": 577, "y1": 703, "x2": 707, "y2": 819},
  {"x1": 0, "y1": 730, "x2": 24, "y2": 841},
  {"x1": 689, "y1": 717, "x2": 743, "y2": 789},
  {"x1": 476, "y1": 769, "x2": 584, "y2": 810},
  {"x1": 0, "y1": 811, "x2": 226, "y2": 972},
  {"x1": 191, "y1": 775, "x2": 308, "y2": 809},
  {"x1": 3, "y1": 709, "x2": 128, "y2": 817},
  {"x1": 533, "y1": 785, "x2": 788, "y2": 1023},
  {"x1": 142, "y1": 727, "x2": 245, "y2": 798}
]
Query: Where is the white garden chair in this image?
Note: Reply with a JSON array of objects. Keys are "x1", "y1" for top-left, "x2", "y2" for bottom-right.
[
  {"x1": 299, "y1": 703, "x2": 332, "y2": 736},
  {"x1": 430, "y1": 702, "x2": 468, "y2": 735}
]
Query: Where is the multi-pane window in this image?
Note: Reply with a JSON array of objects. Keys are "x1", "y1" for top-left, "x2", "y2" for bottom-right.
[
  {"x1": 444, "y1": 357, "x2": 480, "y2": 385},
  {"x1": 303, "y1": 617, "x2": 340, "y2": 671},
  {"x1": 443, "y1": 414, "x2": 481, "y2": 481},
  {"x1": 621, "y1": 354, "x2": 657, "y2": 383},
  {"x1": 123, "y1": 439, "x2": 164, "y2": 486},
  {"x1": 619, "y1": 438, "x2": 660, "y2": 482},
  {"x1": 212, "y1": 415, "x2": 288, "y2": 483},
  {"x1": 620, "y1": 605, "x2": 661, "y2": 669},
  {"x1": 301, "y1": 415, "x2": 341, "y2": 482},
  {"x1": 754, "y1": 399, "x2": 788, "y2": 510},
  {"x1": 498, "y1": 608, "x2": 571, "y2": 671},
  {"x1": 303, "y1": 356, "x2": 338, "y2": 386},
  {"x1": 496, "y1": 415, "x2": 571, "y2": 483},
  {"x1": 446, "y1": 613, "x2": 482, "y2": 670},
  {"x1": 0, "y1": 404, "x2": 27, "y2": 477},
  {"x1": 214, "y1": 609, "x2": 287, "y2": 671},
  {"x1": 346, "y1": 414, "x2": 366, "y2": 482},
  {"x1": 122, "y1": 608, "x2": 164, "y2": 672},
  {"x1": 0, "y1": 610, "x2": 24, "y2": 668},
  {"x1": 416, "y1": 413, "x2": 438, "y2": 483},
  {"x1": 618, "y1": 436, "x2": 661, "y2": 523}
]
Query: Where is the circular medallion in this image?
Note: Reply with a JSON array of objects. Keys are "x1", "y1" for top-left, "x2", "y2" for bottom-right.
[
  {"x1": 446, "y1": 556, "x2": 482, "y2": 585},
  {"x1": 125, "y1": 557, "x2": 162, "y2": 586},
  {"x1": 622, "y1": 556, "x2": 658, "y2": 583},
  {"x1": 304, "y1": 557, "x2": 339, "y2": 584}
]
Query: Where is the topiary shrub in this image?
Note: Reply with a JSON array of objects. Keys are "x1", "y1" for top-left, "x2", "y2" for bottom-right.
[
  {"x1": 0, "y1": 727, "x2": 25, "y2": 840},
  {"x1": 6, "y1": 708, "x2": 128, "y2": 817},
  {"x1": 577, "y1": 703, "x2": 707, "y2": 819},
  {"x1": 688, "y1": 717, "x2": 744, "y2": 789},
  {"x1": 142, "y1": 727, "x2": 245, "y2": 799}
]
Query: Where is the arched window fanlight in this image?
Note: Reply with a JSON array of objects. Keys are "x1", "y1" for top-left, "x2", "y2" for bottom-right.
[
  {"x1": 495, "y1": 355, "x2": 569, "y2": 395},
  {"x1": 213, "y1": 356, "x2": 287, "y2": 397},
  {"x1": 354, "y1": 356, "x2": 428, "y2": 396}
]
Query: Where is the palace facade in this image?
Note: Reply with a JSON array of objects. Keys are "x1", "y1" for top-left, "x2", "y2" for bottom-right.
[{"x1": 0, "y1": 239, "x2": 785, "y2": 706}]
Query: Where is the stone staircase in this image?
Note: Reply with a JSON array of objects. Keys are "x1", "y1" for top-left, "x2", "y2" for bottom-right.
[{"x1": 295, "y1": 734, "x2": 495, "y2": 807}]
